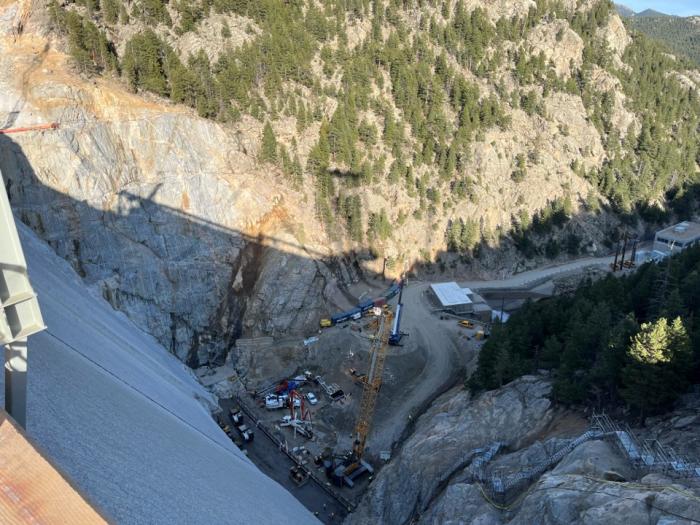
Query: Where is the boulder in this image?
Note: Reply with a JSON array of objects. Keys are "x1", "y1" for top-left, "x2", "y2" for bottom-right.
[{"x1": 551, "y1": 440, "x2": 633, "y2": 480}]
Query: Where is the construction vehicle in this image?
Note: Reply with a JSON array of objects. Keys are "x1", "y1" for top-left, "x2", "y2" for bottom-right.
[
  {"x1": 318, "y1": 280, "x2": 400, "y2": 329},
  {"x1": 458, "y1": 320, "x2": 475, "y2": 329},
  {"x1": 388, "y1": 280, "x2": 406, "y2": 346},
  {"x1": 0, "y1": 122, "x2": 59, "y2": 134},
  {"x1": 230, "y1": 407, "x2": 244, "y2": 425},
  {"x1": 475, "y1": 330, "x2": 490, "y2": 340},
  {"x1": 280, "y1": 390, "x2": 313, "y2": 439},
  {"x1": 265, "y1": 393, "x2": 299, "y2": 410},
  {"x1": 315, "y1": 375, "x2": 344, "y2": 400},
  {"x1": 324, "y1": 310, "x2": 394, "y2": 487},
  {"x1": 236, "y1": 423, "x2": 254, "y2": 442},
  {"x1": 289, "y1": 465, "x2": 310, "y2": 487}
]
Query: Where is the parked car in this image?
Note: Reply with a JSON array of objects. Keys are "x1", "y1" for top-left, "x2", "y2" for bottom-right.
[{"x1": 305, "y1": 392, "x2": 318, "y2": 405}]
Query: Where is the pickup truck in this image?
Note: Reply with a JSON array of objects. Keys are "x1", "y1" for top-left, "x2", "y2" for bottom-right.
[{"x1": 265, "y1": 394, "x2": 287, "y2": 410}]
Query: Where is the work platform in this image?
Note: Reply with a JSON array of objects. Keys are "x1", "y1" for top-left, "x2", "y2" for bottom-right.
[{"x1": 0, "y1": 409, "x2": 106, "y2": 523}]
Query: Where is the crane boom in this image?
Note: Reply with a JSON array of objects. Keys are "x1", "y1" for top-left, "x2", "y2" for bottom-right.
[
  {"x1": 0, "y1": 123, "x2": 59, "y2": 135},
  {"x1": 352, "y1": 310, "x2": 393, "y2": 460},
  {"x1": 388, "y1": 280, "x2": 405, "y2": 345}
]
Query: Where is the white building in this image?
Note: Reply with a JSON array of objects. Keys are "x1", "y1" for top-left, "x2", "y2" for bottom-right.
[
  {"x1": 653, "y1": 221, "x2": 700, "y2": 255},
  {"x1": 429, "y1": 282, "x2": 474, "y2": 315}
]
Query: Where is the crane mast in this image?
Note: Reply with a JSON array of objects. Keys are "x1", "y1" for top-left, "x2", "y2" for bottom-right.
[{"x1": 352, "y1": 309, "x2": 393, "y2": 461}]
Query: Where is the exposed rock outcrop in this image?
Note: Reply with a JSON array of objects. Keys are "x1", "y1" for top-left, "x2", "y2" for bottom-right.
[
  {"x1": 512, "y1": 470, "x2": 700, "y2": 525},
  {"x1": 527, "y1": 20, "x2": 584, "y2": 78},
  {"x1": 639, "y1": 393, "x2": 700, "y2": 461},
  {"x1": 0, "y1": 20, "x2": 335, "y2": 365},
  {"x1": 345, "y1": 378, "x2": 700, "y2": 525},
  {"x1": 345, "y1": 376, "x2": 554, "y2": 525}
]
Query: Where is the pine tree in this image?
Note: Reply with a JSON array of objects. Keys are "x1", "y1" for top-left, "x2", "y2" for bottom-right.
[
  {"x1": 103, "y1": 0, "x2": 120, "y2": 24},
  {"x1": 621, "y1": 317, "x2": 692, "y2": 414},
  {"x1": 260, "y1": 121, "x2": 278, "y2": 164}
]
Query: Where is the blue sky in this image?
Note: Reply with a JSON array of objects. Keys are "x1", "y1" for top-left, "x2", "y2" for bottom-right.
[{"x1": 622, "y1": 1, "x2": 698, "y2": 16}]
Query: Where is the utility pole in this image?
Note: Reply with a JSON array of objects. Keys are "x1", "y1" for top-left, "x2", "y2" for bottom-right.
[
  {"x1": 1, "y1": 172, "x2": 45, "y2": 428},
  {"x1": 619, "y1": 232, "x2": 628, "y2": 270}
]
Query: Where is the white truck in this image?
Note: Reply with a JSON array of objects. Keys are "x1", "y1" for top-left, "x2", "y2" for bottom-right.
[
  {"x1": 265, "y1": 394, "x2": 301, "y2": 410},
  {"x1": 237, "y1": 423, "x2": 254, "y2": 442},
  {"x1": 265, "y1": 394, "x2": 287, "y2": 410}
]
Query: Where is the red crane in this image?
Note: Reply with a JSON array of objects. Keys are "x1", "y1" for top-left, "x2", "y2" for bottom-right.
[{"x1": 0, "y1": 123, "x2": 59, "y2": 135}]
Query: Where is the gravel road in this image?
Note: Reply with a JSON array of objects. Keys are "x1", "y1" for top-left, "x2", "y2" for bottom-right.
[
  {"x1": 368, "y1": 254, "x2": 617, "y2": 453},
  {"x1": 369, "y1": 282, "x2": 476, "y2": 453}
]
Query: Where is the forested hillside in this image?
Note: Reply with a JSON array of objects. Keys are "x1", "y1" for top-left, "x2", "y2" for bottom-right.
[
  {"x1": 625, "y1": 15, "x2": 700, "y2": 66},
  {"x1": 44, "y1": 0, "x2": 700, "y2": 269},
  {"x1": 470, "y1": 245, "x2": 700, "y2": 415}
]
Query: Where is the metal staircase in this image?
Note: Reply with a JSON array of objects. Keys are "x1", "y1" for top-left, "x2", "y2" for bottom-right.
[
  {"x1": 591, "y1": 413, "x2": 700, "y2": 482},
  {"x1": 458, "y1": 413, "x2": 699, "y2": 505}
]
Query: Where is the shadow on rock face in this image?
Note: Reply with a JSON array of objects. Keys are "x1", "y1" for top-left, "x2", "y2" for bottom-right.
[{"x1": 0, "y1": 133, "x2": 361, "y2": 367}]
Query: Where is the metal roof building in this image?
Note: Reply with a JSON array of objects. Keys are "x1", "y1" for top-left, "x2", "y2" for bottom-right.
[
  {"x1": 429, "y1": 282, "x2": 474, "y2": 314},
  {"x1": 654, "y1": 221, "x2": 700, "y2": 255}
]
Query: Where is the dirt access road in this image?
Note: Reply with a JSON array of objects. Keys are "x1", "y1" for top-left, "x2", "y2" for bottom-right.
[
  {"x1": 460, "y1": 255, "x2": 616, "y2": 291},
  {"x1": 368, "y1": 254, "x2": 618, "y2": 452},
  {"x1": 368, "y1": 281, "x2": 478, "y2": 454}
]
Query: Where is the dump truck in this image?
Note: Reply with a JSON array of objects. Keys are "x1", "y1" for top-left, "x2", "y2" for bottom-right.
[
  {"x1": 237, "y1": 423, "x2": 254, "y2": 442},
  {"x1": 230, "y1": 408, "x2": 244, "y2": 425},
  {"x1": 458, "y1": 320, "x2": 475, "y2": 329}
]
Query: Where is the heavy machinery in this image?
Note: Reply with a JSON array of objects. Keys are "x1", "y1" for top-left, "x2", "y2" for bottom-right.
[
  {"x1": 280, "y1": 390, "x2": 313, "y2": 439},
  {"x1": 318, "y1": 280, "x2": 400, "y2": 329},
  {"x1": 289, "y1": 465, "x2": 309, "y2": 487},
  {"x1": 388, "y1": 280, "x2": 406, "y2": 346},
  {"x1": 325, "y1": 310, "x2": 394, "y2": 487}
]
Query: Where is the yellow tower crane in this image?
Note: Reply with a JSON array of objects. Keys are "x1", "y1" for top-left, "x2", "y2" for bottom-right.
[{"x1": 335, "y1": 309, "x2": 394, "y2": 486}]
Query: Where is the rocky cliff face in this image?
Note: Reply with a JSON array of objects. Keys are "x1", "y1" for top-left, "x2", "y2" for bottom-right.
[
  {"x1": 345, "y1": 376, "x2": 555, "y2": 525},
  {"x1": 0, "y1": 0, "x2": 600, "y2": 365},
  {"x1": 0, "y1": 9, "x2": 346, "y2": 365},
  {"x1": 1, "y1": 0, "x2": 698, "y2": 367},
  {"x1": 345, "y1": 377, "x2": 700, "y2": 525}
]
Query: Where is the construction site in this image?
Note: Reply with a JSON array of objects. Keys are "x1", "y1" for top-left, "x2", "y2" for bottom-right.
[
  {"x1": 191, "y1": 218, "x2": 700, "y2": 523},
  {"x1": 3, "y1": 121, "x2": 700, "y2": 523},
  {"x1": 200, "y1": 249, "x2": 643, "y2": 520},
  {"x1": 1, "y1": 7, "x2": 699, "y2": 519},
  {"x1": 206, "y1": 276, "x2": 486, "y2": 516}
]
